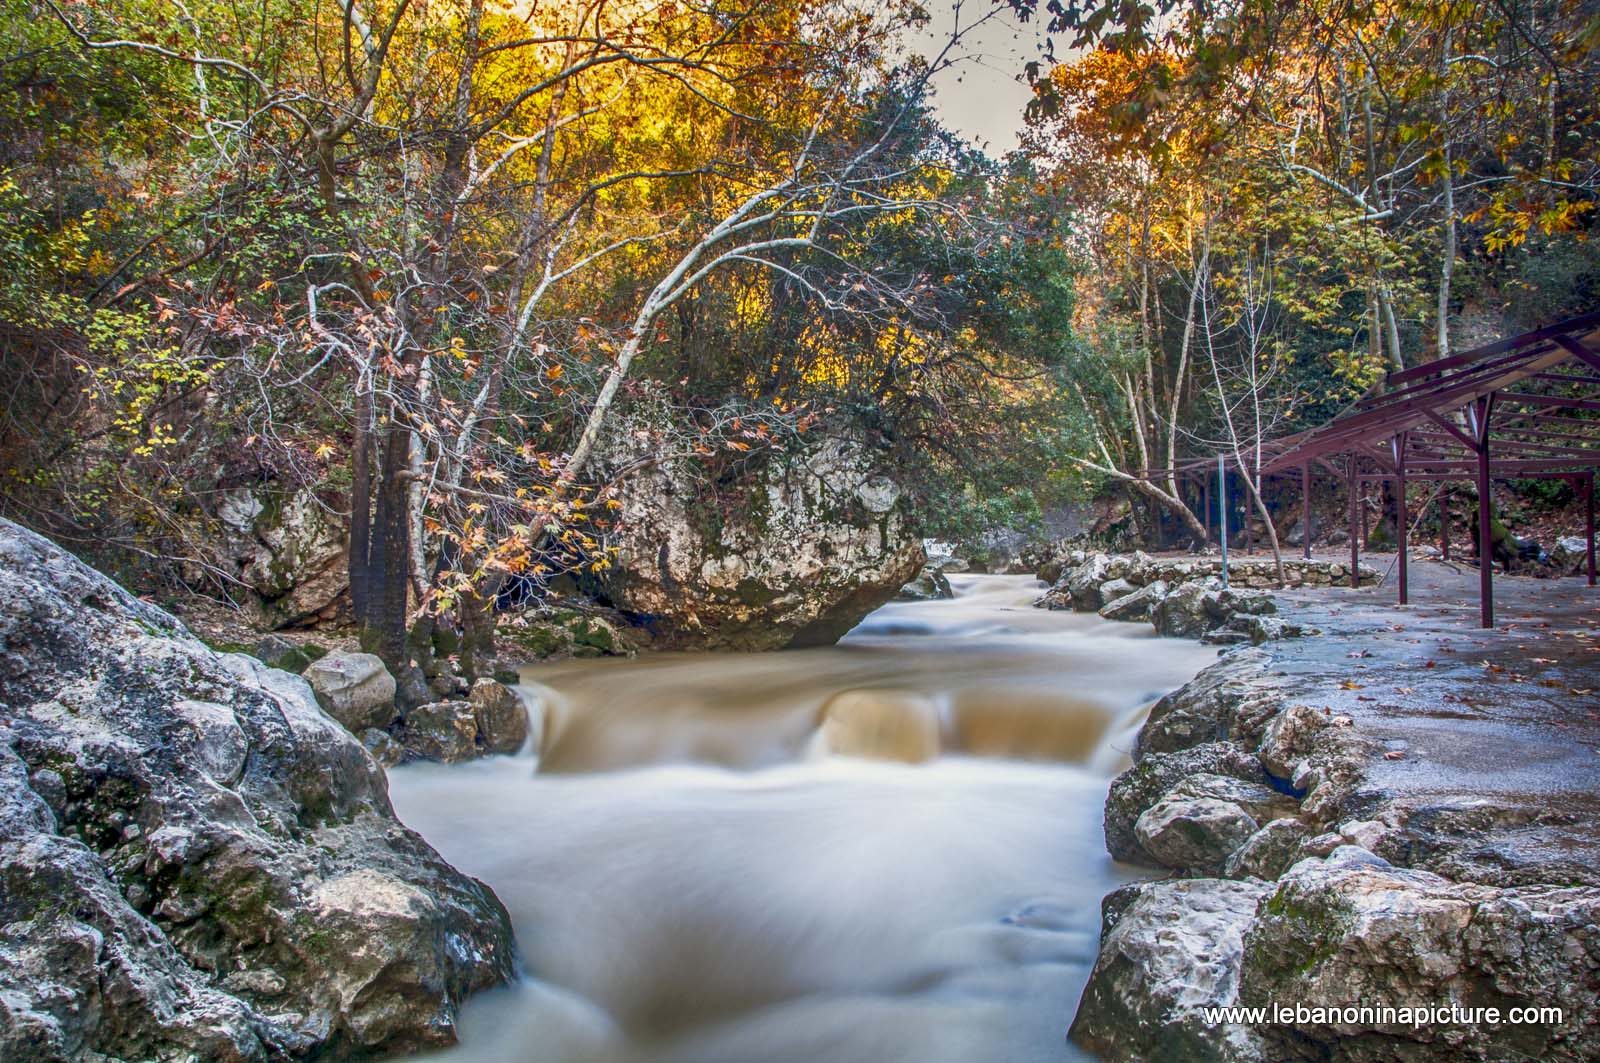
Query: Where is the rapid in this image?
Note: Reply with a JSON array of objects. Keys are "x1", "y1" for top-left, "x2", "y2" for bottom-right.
[{"x1": 389, "y1": 574, "x2": 1216, "y2": 1063}]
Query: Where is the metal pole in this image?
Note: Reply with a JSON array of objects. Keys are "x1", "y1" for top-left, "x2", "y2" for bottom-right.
[
  {"x1": 1302, "y1": 462, "x2": 1312, "y2": 560},
  {"x1": 1439, "y1": 489, "x2": 1450, "y2": 561},
  {"x1": 1473, "y1": 395, "x2": 1495, "y2": 629},
  {"x1": 1587, "y1": 471, "x2": 1597, "y2": 588},
  {"x1": 1218, "y1": 453, "x2": 1229, "y2": 588},
  {"x1": 1348, "y1": 460, "x2": 1360, "y2": 588},
  {"x1": 1393, "y1": 433, "x2": 1408, "y2": 605}
]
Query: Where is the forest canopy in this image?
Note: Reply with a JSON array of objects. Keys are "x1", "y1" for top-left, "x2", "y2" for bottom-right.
[{"x1": 1, "y1": 0, "x2": 1596, "y2": 666}]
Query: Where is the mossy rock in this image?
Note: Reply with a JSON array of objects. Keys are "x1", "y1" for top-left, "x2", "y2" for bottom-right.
[
  {"x1": 247, "y1": 635, "x2": 328, "y2": 675},
  {"x1": 502, "y1": 608, "x2": 634, "y2": 661}
]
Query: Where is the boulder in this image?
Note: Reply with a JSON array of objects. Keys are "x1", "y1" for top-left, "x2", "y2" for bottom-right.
[
  {"x1": 1547, "y1": 535, "x2": 1590, "y2": 577},
  {"x1": 1225, "y1": 818, "x2": 1314, "y2": 881},
  {"x1": 1213, "y1": 614, "x2": 1309, "y2": 645},
  {"x1": 1135, "y1": 793, "x2": 1260, "y2": 874},
  {"x1": 303, "y1": 652, "x2": 398, "y2": 734},
  {"x1": 1240, "y1": 850, "x2": 1600, "y2": 1063},
  {"x1": 1257, "y1": 702, "x2": 1329, "y2": 779},
  {"x1": 212, "y1": 482, "x2": 348, "y2": 628},
  {"x1": 1151, "y1": 579, "x2": 1222, "y2": 637},
  {"x1": 1098, "y1": 580, "x2": 1167, "y2": 622},
  {"x1": 1097, "y1": 577, "x2": 1137, "y2": 604},
  {"x1": 401, "y1": 701, "x2": 479, "y2": 763},
  {"x1": 502, "y1": 606, "x2": 637, "y2": 661},
  {"x1": 595, "y1": 415, "x2": 924, "y2": 650},
  {"x1": 0, "y1": 519, "x2": 514, "y2": 1062},
  {"x1": 360, "y1": 728, "x2": 404, "y2": 768},
  {"x1": 1105, "y1": 742, "x2": 1265, "y2": 864},
  {"x1": 897, "y1": 563, "x2": 955, "y2": 601},
  {"x1": 1138, "y1": 649, "x2": 1276, "y2": 757},
  {"x1": 468, "y1": 679, "x2": 529, "y2": 756},
  {"x1": 1165, "y1": 772, "x2": 1298, "y2": 825},
  {"x1": 1066, "y1": 554, "x2": 1114, "y2": 610},
  {"x1": 249, "y1": 634, "x2": 325, "y2": 675},
  {"x1": 1077, "y1": 847, "x2": 1600, "y2": 1063},
  {"x1": 1070, "y1": 877, "x2": 1272, "y2": 1063}
]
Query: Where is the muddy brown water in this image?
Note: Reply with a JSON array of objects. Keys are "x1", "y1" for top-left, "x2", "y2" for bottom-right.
[{"x1": 389, "y1": 575, "x2": 1216, "y2": 1063}]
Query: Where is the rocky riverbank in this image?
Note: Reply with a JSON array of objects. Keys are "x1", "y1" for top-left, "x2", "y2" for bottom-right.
[
  {"x1": 0, "y1": 520, "x2": 516, "y2": 1061},
  {"x1": 1067, "y1": 554, "x2": 1600, "y2": 1062},
  {"x1": 1035, "y1": 550, "x2": 1381, "y2": 644}
]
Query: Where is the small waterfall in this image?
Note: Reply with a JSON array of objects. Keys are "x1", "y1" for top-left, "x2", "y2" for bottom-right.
[{"x1": 389, "y1": 574, "x2": 1215, "y2": 1063}]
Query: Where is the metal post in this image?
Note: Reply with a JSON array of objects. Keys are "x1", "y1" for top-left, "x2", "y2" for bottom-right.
[
  {"x1": 1348, "y1": 460, "x2": 1360, "y2": 589},
  {"x1": 1473, "y1": 394, "x2": 1495, "y2": 628},
  {"x1": 1218, "y1": 453, "x2": 1229, "y2": 588},
  {"x1": 1587, "y1": 471, "x2": 1597, "y2": 588},
  {"x1": 1393, "y1": 433, "x2": 1408, "y2": 605},
  {"x1": 1302, "y1": 463, "x2": 1312, "y2": 560},
  {"x1": 1439, "y1": 489, "x2": 1450, "y2": 561}
]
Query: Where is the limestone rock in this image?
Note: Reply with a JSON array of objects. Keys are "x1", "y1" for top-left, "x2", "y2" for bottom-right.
[
  {"x1": 897, "y1": 563, "x2": 954, "y2": 601},
  {"x1": 1166, "y1": 772, "x2": 1298, "y2": 825},
  {"x1": 249, "y1": 634, "x2": 325, "y2": 674},
  {"x1": 1546, "y1": 536, "x2": 1590, "y2": 578},
  {"x1": 468, "y1": 679, "x2": 529, "y2": 756},
  {"x1": 360, "y1": 728, "x2": 403, "y2": 768},
  {"x1": 1240, "y1": 849, "x2": 1600, "y2": 1063},
  {"x1": 401, "y1": 701, "x2": 479, "y2": 763},
  {"x1": 1225, "y1": 818, "x2": 1314, "y2": 881},
  {"x1": 595, "y1": 413, "x2": 924, "y2": 650},
  {"x1": 0, "y1": 519, "x2": 514, "y2": 1062},
  {"x1": 1138, "y1": 648, "x2": 1276, "y2": 757},
  {"x1": 1257, "y1": 702, "x2": 1329, "y2": 779},
  {"x1": 303, "y1": 651, "x2": 398, "y2": 734},
  {"x1": 502, "y1": 606, "x2": 637, "y2": 661},
  {"x1": 1105, "y1": 742, "x2": 1265, "y2": 864},
  {"x1": 1070, "y1": 877, "x2": 1272, "y2": 1063},
  {"x1": 212, "y1": 482, "x2": 348, "y2": 627},
  {"x1": 1065, "y1": 554, "x2": 1114, "y2": 610},
  {"x1": 1136, "y1": 793, "x2": 1260, "y2": 874},
  {"x1": 1098, "y1": 577, "x2": 1137, "y2": 604},
  {"x1": 1098, "y1": 579, "x2": 1167, "y2": 622},
  {"x1": 1151, "y1": 579, "x2": 1223, "y2": 637}
]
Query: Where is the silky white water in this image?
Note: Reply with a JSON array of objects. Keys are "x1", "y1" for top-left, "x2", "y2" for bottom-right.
[{"x1": 389, "y1": 575, "x2": 1215, "y2": 1063}]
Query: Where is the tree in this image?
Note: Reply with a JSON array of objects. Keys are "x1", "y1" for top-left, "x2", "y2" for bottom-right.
[{"x1": 22, "y1": 0, "x2": 1035, "y2": 688}]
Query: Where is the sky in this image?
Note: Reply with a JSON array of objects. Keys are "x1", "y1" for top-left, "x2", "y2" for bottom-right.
[{"x1": 909, "y1": 1, "x2": 1052, "y2": 155}]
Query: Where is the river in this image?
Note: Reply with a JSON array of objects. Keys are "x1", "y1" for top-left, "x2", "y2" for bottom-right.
[{"x1": 388, "y1": 574, "x2": 1216, "y2": 1063}]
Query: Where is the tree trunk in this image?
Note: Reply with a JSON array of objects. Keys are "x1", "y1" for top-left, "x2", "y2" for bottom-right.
[
  {"x1": 1437, "y1": 25, "x2": 1456, "y2": 360},
  {"x1": 1235, "y1": 455, "x2": 1287, "y2": 585}
]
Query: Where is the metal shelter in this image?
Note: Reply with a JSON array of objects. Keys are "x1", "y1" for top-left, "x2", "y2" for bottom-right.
[{"x1": 1168, "y1": 311, "x2": 1600, "y2": 627}]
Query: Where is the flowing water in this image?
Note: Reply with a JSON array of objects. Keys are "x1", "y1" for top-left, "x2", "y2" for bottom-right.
[{"x1": 389, "y1": 575, "x2": 1216, "y2": 1063}]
